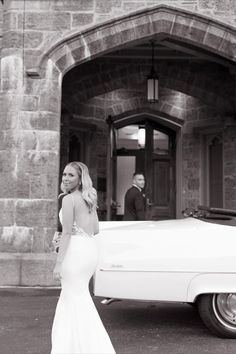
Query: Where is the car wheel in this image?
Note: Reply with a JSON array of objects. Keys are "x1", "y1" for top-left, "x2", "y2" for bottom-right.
[{"x1": 197, "y1": 293, "x2": 236, "y2": 338}]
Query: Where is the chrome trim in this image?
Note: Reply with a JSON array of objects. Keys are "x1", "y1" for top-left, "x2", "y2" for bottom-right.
[
  {"x1": 100, "y1": 268, "x2": 236, "y2": 274},
  {"x1": 212, "y1": 293, "x2": 236, "y2": 330}
]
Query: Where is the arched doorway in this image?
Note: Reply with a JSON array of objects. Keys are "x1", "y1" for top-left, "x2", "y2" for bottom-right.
[
  {"x1": 107, "y1": 111, "x2": 182, "y2": 220},
  {"x1": 26, "y1": 5, "x2": 236, "y2": 222}
]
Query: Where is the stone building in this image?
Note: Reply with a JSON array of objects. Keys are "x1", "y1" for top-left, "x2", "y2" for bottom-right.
[{"x1": 0, "y1": 0, "x2": 235, "y2": 286}]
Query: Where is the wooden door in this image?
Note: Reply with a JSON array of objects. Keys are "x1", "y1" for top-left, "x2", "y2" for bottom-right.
[{"x1": 145, "y1": 122, "x2": 176, "y2": 220}]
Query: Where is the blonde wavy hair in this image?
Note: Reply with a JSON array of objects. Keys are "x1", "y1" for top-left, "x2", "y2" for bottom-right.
[{"x1": 66, "y1": 161, "x2": 97, "y2": 212}]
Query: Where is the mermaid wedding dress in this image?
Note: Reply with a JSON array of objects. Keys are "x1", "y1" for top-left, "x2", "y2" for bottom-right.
[{"x1": 51, "y1": 197, "x2": 116, "y2": 354}]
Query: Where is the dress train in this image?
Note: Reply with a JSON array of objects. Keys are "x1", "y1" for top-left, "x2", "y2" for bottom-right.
[{"x1": 51, "y1": 235, "x2": 116, "y2": 354}]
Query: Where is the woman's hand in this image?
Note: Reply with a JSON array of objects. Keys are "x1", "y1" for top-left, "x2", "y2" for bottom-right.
[{"x1": 53, "y1": 262, "x2": 62, "y2": 281}]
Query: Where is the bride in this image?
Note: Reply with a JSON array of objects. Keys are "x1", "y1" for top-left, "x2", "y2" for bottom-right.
[{"x1": 51, "y1": 161, "x2": 116, "y2": 354}]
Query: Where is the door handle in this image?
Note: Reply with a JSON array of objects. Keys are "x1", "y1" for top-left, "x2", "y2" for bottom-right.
[{"x1": 147, "y1": 198, "x2": 153, "y2": 207}]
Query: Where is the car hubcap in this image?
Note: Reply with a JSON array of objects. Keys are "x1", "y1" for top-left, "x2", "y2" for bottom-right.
[{"x1": 213, "y1": 293, "x2": 236, "y2": 330}]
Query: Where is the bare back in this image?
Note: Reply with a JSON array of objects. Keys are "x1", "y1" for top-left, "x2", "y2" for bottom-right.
[
  {"x1": 61, "y1": 190, "x2": 99, "y2": 237},
  {"x1": 71, "y1": 191, "x2": 99, "y2": 236}
]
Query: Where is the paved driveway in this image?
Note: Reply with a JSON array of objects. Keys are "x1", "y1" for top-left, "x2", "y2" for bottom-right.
[{"x1": 0, "y1": 288, "x2": 236, "y2": 354}]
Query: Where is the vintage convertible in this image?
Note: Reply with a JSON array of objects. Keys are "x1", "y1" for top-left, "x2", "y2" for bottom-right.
[{"x1": 94, "y1": 207, "x2": 236, "y2": 338}]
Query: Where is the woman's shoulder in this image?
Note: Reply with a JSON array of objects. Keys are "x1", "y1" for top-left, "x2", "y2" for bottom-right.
[
  {"x1": 69, "y1": 191, "x2": 84, "y2": 204},
  {"x1": 61, "y1": 193, "x2": 71, "y2": 204}
]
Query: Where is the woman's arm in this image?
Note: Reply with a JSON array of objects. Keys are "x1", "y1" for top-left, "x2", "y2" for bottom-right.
[{"x1": 53, "y1": 195, "x2": 73, "y2": 279}]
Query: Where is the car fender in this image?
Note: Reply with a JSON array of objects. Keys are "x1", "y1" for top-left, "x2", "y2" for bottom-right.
[{"x1": 187, "y1": 273, "x2": 236, "y2": 302}]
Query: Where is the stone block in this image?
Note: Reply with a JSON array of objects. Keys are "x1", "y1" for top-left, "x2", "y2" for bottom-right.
[
  {"x1": 1, "y1": 78, "x2": 20, "y2": 91},
  {"x1": 17, "y1": 151, "x2": 42, "y2": 175},
  {"x1": 21, "y1": 253, "x2": 58, "y2": 286},
  {"x1": 44, "y1": 228, "x2": 56, "y2": 253},
  {"x1": 40, "y1": 79, "x2": 61, "y2": 100},
  {"x1": 123, "y1": 2, "x2": 146, "y2": 12},
  {"x1": 133, "y1": 14, "x2": 154, "y2": 39},
  {"x1": 224, "y1": 176, "x2": 236, "y2": 189},
  {"x1": 3, "y1": 31, "x2": 23, "y2": 48},
  {"x1": 172, "y1": 14, "x2": 207, "y2": 44},
  {"x1": 198, "y1": 0, "x2": 215, "y2": 9},
  {"x1": 220, "y1": 32, "x2": 236, "y2": 60},
  {"x1": 3, "y1": 12, "x2": 17, "y2": 31},
  {"x1": 72, "y1": 13, "x2": 94, "y2": 27},
  {"x1": 0, "y1": 253, "x2": 21, "y2": 286},
  {"x1": 22, "y1": 12, "x2": 71, "y2": 31},
  {"x1": 15, "y1": 199, "x2": 57, "y2": 228},
  {"x1": 224, "y1": 148, "x2": 236, "y2": 162},
  {"x1": 24, "y1": 77, "x2": 46, "y2": 96},
  {"x1": 52, "y1": 0, "x2": 94, "y2": 11},
  {"x1": 1, "y1": 47, "x2": 23, "y2": 59},
  {"x1": 0, "y1": 173, "x2": 17, "y2": 198},
  {"x1": 111, "y1": 0, "x2": 122, "y2": 7},
  {"x1": 18, "y1": 111, "x2": 59, "y2": 131},
  {"x1": 96, "y1": 0, "x2": 112, "y2": 13},
  {"x1": 24, "y1": 50, "x2": 44, "y2": 72},
  {"x1": 1, "y1": 55, "x2": 23, "y2": 81},
  {"x1": 17, "y1": 150, "x2": 59, "y2": 176},
  {"x1": 15, "y1": 130, "x2": 38, "y2": 150},
  {"x1": 31, "y1": 227, "x2": 46, "y2": 253},
  {"x1": 0, "y1": 199, "x2": 15, "y2": 226},
  {"x1": 39, "y1": 94, "x2": 61, "y2": 114},
  {"x1": 70, "y1": 45, "x2": 86, "y2": 63},
  {"x1": 95, "y1": 15, "x2": 113, "y2": 24},
  {"x1": 0, "y1": 150, "x2": 17, "y2": 172},
  {"x1": 14, "y1": 171, "x2": 30, "y2": 199},
  {"x1": 204, "y1": 25, "x2": 227, "y2": 52},
  {"x1": 31, "y1": 227, "x2": 55, "y2": 253},
  {"x1": 29, "y1": 174, "x2": 47, "y2": 199},
  {"x1": 0, "y1": 253, "x2": 59, "y2": 287},
  {"x1": 114, "y1": 20, "x2": 136, "y2": 45},
  {"x1": 24, "y1": 31, "x2": 44, "y2": 49},
  {"x1": 35, "y1": 131, "x2": 59, "y2": 151},
  {"x1": 4, "y1": 1, "x2": 25, "y2": 10},
  {"x1": 215, "y1": 0, "x2": 234, "y2": 11},
  {"x1": 24, "y1": 0, "x2": 52, "y2": 10},
  {"x1": 22, "y1": 95, "x2": 39, "y2": 111},
  {"x1": 0, "y1": 130, "x2": 13, "y2": 150},
  {"x1": 0, "y1": 226, "x2": 33, "y2": 252}
]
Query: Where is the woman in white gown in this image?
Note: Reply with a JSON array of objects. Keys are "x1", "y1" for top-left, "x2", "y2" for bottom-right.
[{"x1": 51, "y1": 161, "x2": 116, "y2": 354}]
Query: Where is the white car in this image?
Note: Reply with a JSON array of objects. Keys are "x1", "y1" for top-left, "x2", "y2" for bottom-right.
[{"x1": 94, "y1": 207, "x2": 236, "y2": 338}]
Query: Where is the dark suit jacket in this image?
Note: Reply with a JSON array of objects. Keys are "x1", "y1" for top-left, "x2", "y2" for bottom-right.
[{"x1": 123, "y1": 186, "x2": 146, "y2": 221}]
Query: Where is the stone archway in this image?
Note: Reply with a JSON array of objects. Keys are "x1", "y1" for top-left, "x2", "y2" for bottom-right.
[
  {"x1": 111, "y1": 107, "x2": 184, "y2": 130},
  {"x1": 27, "y1": 5, "x2": 236, "y2": 77},
  {"x1": 24, "y1": 3, "x2": 235, "y2": 230}
]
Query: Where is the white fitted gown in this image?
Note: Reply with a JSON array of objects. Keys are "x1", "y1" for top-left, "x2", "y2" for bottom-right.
[{"x1": 51, "y1": 212, "x2": 116, "y2": 354}]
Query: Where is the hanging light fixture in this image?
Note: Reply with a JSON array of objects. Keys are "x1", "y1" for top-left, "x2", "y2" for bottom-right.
[
  {"x1": 147, "y1": 41, "x2": 159, "y2": 103},
  {"x1": 138, "y1": 125, "x2": 145, "y2": 148}
]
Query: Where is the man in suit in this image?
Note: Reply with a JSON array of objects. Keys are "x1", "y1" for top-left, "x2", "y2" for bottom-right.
[{"x1": 123, "y1": 172, "x2": 146, "y2": 221}]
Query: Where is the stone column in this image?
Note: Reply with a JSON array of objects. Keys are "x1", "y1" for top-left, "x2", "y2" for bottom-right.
[
  {"x1": 223, "y1": 115, "x2": 236, "y2": 210},
  {"x1": 0, "y1": 1, "x2": 62, "y2": 286}
]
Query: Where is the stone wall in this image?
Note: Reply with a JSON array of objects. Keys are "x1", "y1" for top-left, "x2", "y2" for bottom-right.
[
  {"x1": 224, "y1": 120, "x2": 236, "y2": 209},
  {"x1": 2, "y1": 1, "x2": 235, "y2": 74},
  {"x1": 0, "y1": 0, "x2": 235, "y2": 285}
]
